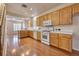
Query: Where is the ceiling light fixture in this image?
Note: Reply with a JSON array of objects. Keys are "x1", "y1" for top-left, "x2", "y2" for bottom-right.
[
  {"x1": 30, "y1": 8, "x2": 32, "y2": 10},
  {"x1": 22, "y1": 4, "x2": 27, "y2": 8}
]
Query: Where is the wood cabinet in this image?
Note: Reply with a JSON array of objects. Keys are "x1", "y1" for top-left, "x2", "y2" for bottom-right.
[
  {"x1": 18, "y1": 30, "x2": 34, "y2": 39},
  {"x1": 59, "y1": 6, "x2": 72, "y2": 25},
  {"x1": 72, "y1": 4, "x2": 79, "y2": 15},
  {"x1": 51, "y1": 10, "x2": 60, "y2": 26},
  {"x1": 40, "y1": 16, "x2": 44, "y2": 26},
  {"x1": 36, "y1": 17, "x2": 40, "y2": 26},
  {"x1": 59, "y1": 34, "x2": 72, "y2": 52},
  {"x1": 50, "y1": 33, "x2": 59, "y2": 47},
  {"x1": 37, "y1": 32, "x2": 41, "y2": 41},
  {"x1": 36, "y1": 4, "x2": 76, "y2": 26},
  {"x1": 27, "y1": 20, "x2": 33, "y2": 27},
  {"x1": 28, "y1": 31, "x2": 34, "y2": 38},
  {"x1": 18, "y1": 30, "x2": 28, "y2": 38},
  {"x1": 50, "y1": 32, "x2": 72, "y2": 52},
  {"x1": 36, "y1": 16, "x2": 44, "y2": 27},
  {"x1": 29, "y1": 20, "x2": 33, "y2": 27},
  {"x1": 43, "y1": 14, "x2": 48, "y2": 21}
]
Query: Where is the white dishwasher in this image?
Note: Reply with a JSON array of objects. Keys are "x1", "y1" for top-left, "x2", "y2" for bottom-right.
[{"x1": 33, "y1": 31, "x2": 37, "y2": 40}]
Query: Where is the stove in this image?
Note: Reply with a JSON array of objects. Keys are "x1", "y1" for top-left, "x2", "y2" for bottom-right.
[{"x1": 41, "y1": 31, "x2": 50, "y2": 45}]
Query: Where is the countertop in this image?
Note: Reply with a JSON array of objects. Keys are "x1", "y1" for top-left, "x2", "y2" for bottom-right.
[{"x1": 22, "y1": 29, "x2": 73, "y2": 34}]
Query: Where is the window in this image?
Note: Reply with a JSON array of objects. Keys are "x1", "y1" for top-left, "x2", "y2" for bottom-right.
[{"x1": 13, "y1": 23, "x2": 22, "y2": 31}]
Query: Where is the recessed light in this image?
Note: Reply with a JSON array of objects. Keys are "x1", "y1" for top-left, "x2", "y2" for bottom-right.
[{"x1": 30, "y1": 8, "x2": 32, "y2": 10}]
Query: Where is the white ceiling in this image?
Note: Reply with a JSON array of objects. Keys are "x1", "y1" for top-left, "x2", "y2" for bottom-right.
[{"x1": 6, "y1": 3, "x2": 65, "y2": 17}]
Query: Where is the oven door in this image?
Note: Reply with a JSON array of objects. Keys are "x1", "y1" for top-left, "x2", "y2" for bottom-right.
[{"x1": 42, "y1": 32, "x2": 50, "y2": 42}]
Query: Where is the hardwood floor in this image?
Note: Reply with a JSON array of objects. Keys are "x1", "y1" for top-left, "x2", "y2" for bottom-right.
[{"x1": 6, "y1": 35, "x2": 79, "y2": 56}]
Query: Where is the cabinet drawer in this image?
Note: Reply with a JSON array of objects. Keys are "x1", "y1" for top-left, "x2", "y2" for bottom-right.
[
  {"x1": 59, "y1": 34, "x2": 72, "y2": 39},
  {"x1": 50, "y1": 33, "x2": 59, "y2": 37}
]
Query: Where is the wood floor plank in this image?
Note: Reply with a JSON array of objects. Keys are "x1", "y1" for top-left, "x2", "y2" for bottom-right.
[{"x1": 6, "y1": 35, "x2": 79, "y2": 56}]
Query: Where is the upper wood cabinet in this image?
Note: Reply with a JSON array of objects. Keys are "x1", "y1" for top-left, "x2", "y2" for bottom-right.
[
  {"x1": 40, "y1": 16, "x2": 44, "y2": 26},
  {"x1": 36, "y1": 17, "x2": 39, "y2": 26},
  {"x1": 51, "y1": 10, "x2": 60, "y2": 26},
  {"x1": 36, "y1": 16, "x2": 44, "y2": 27},
  {"x1": 59, "y1": 6, "x2": 72, "y2": 25},
  {"x1": 36, "y1": 17, "x2": 41, "y2": 26},
  {"x1": 47, "y1": 13, "x2": 52, "y2": 20},
  {"x1": 72, "y1": 4, "x2": 79, "y2": 15},
  {"x1": 36, "y1": 4, "x2": 76, "y2": 26},
  {"x1": 43, "y1": 14, "x2": 48, "y2": 21}
]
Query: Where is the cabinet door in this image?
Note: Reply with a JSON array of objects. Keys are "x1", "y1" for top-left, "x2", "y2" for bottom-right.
[
  {"x1": 50, "y1": 33, "x2": 59, "y2": 47},
  {"x1": 37, "y1": 32, "x2": 41, "y2": 41},
  {"x1": 30, "y1": 31, "x2": 33, "y2": 38},
  {"x1": 28, "y1": 31, "x2": 33, "y2": 38},
  {"x1": 43, "y1": 14, "x2": 48, "y2": 21},
  {"x1": 47, "y1": 13, "x2": 52, "y2": 20},
  {"x1": 59, "y1": 34, "x2": 72, "y2": 52},
  {"x1": 72, "y1": 4, "x2": 79, "y2": 15},
  {"x1": 40, "y1": 16, "x2": 44, "y2": 27},
  {"x1": 51, "y1": 10, "x2": 60, "y2": 26},
  {"x1": 29, "y1": 20, "x2": 32, "y2": 27},
  {"x1": 59, "y1": 7, "x2": 72, "y2": 25},
  {"x1": 36, "y1": 17, "x2": 39, "y2": 26}
]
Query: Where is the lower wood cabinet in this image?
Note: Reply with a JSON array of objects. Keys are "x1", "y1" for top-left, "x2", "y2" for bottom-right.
[
  {"x1": 18, "y1": 30, "x2": 28, "y2": 38},
  {"x1": 50, "y1": 33, "x2": 59, "y2": 47},
  {"x1": 50, "y1": 33, "x2": 72, "y2": 52},
  {"x1": 28, "y1": 31, "x2": 34, "y2": 38},
  {"x1": 37, "y1": 32, "x2": 41, "y2": 41},
  {"x1": 59, "y1": 34, "x2": 72, "y2": 52}
]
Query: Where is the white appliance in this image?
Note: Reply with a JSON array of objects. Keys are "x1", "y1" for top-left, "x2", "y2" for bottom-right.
[
  {"x1": 41, "y1": 20, "x2": 52, "y2": 45},
  {"x1": 41, "y1": 31, "x2": 50, "y2": 45},
  {"x1": 34, "y1": 31, "x2": 37, "y2": 40}
]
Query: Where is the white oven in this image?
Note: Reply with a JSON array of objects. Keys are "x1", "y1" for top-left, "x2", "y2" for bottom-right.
[
  {"x1": 41, "y1": 20, "x2": 52, "y2": 45},
  {"x1": 41, "y1": 31, "x2": 50, "y2": 45}
]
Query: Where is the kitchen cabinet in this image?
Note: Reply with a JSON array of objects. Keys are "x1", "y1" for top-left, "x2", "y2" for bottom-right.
[
  {"x1": 43, "y1": 14, "x2": 48, "y2": 21},
  {"x1": 28, "y1": 31, "x2": 34, "y2": 38},
  {"x1": 51, "y1": 10, "x2": 60, "y2": 26},
  {"x1": 36, "y1": 16, "x2": 44, "y2": 27},
  {"x1": 47, "y1": 13, "x2": 51, "y2": 20},
  {"x1": 29, "y1": 20, "x2": 33, "y2": 27},
  {"x1": 40, "y1": 16, "x2": 44, "y2": 27},
  {"x1": 36, "y1": 4, "x2": 75, "y2": 26},
  {"x1": 50, "y1": 33, "x2": 59, "y2": 47},
  {"x1": 36, "y1": 17, "x2": 39, "y2": 26},
  {"x1": 50, "y1": 32, "x2": 72, "y2": 52},
  {"x1": 42, "y1": 14, "x2": 48, "y2": 25},
  {"x1": 27, "y1": 20, "x2": 32, "y2": 27},
  {"x1": 18, "y1": 30, "x2": 34, "y2": 39},
  {"x1": 37, "y1": 32, "x2": 41, "y2": 41},
  {"x1": 72, "y1": 4, "x2": 79, "y2": 15},
  {"x1": 18, "y1": 30, "x2": 28, "y2": 38},
  {"x1": 59, "y1": 34, "x2": 72, "y2": 52},
  {"x1": 59, "y1": 6, "x2": 72, "y2": 25}
]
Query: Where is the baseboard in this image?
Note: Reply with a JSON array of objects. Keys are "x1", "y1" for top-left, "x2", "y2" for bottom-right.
[{"x1": 72, "y1": 49, "x2": 79, "y2": 53}]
